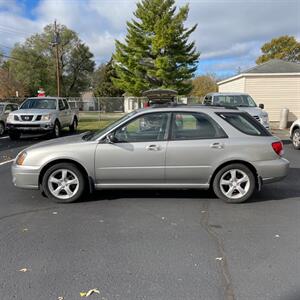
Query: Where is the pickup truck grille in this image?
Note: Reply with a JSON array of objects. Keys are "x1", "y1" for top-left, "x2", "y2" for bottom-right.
[{"x1": 21, "y1": 115, "x2": 34, "y2": 121}]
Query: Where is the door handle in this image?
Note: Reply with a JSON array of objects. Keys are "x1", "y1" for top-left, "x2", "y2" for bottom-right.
[
  {"x1": 146, "y1": 144, "x2": 160, "y2": 151},
  {"x1": 210, "y1": 142, "x2": 224, "y2": 149}
]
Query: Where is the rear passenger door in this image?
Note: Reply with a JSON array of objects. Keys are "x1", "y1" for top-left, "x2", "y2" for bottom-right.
[
  {"x1": 165, "y1": 112, "x2": 228, "y2": 185},
  {"x1": 63, "y1": 99, "x2": 72, "y2": 125}
]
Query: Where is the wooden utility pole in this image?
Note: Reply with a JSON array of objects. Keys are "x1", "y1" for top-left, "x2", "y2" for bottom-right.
[{"x1": 54, "y1": 20, "x2": 61, "y2": 97}]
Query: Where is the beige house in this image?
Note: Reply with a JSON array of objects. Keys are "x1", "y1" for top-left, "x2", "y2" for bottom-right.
[{"x1": 218, "y1": 59, "x2": 300, "y2": 122}]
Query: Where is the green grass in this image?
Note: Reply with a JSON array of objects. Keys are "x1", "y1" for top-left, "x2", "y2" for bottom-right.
[{"x1": 77, "y1": 118, "x2": 117, "y2": 132}]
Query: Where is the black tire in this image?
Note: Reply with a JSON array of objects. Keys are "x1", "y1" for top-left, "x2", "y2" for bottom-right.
[
  {"x1": 213, "y1": 163, "x2": 256, "y2": 203},
  {"x1": 0, "y1": 122, "x2": 5, "y2": 136},
  {"x1": 292, "y1": 129, "x2": 300, "y2": 150},
  {"x1": 42, "y1": 162, "x2": 85, "y2": 203},
  {"x1": 69, "y1": 117, "x2": 78, "y2": 133},
  {"x1": 9, "y1": 131, "x2": 21, "y2": 140},
  {"x1": 52, "y1": 121, "x2": 61, "y2": 138}
]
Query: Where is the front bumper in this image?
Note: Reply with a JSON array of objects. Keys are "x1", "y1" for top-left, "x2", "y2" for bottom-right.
[
  {"x1": 7, "y1": 122, "x2": 54, "y2": 133},
  {"x1": 11, "y1": 163, "x2": 40, "y2": 189},
  {"x1": 253, "y1": 157, "x2": 289, "y2": 184}
]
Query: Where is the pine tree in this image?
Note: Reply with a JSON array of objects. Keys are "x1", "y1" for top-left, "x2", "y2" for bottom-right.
[{"x1": 112, "y1": 0, "x2": 199, "y2": 96}]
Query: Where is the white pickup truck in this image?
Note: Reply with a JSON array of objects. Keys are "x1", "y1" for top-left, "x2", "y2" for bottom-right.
[{"x1": 6, "y1": 97, "x2": 79, "y2": 140}]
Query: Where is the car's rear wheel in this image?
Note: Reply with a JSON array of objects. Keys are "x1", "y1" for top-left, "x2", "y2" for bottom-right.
[
  {"x1": 42, "y1": 163, "x2": 85, "y2": 203},
  {"x1": 69, "y1": 117, "x2": 78, "y2": 133},
  {"x1": 213, "y1": 163, "x2": 255, "y2": 203},
  {"x1": 0, "y1": 122, "x2": 5, "y2": 136},
  {"x1": 9, "y1": 131, "x2": 21, "y2": 140},
  {"x1": 292, "y1": 129, "x2": 300, "y2": 150}
]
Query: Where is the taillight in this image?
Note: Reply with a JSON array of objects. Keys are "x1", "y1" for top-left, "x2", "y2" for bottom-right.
[{"x1": 272, "y1": 141, "x2": 284, "y2": 156}]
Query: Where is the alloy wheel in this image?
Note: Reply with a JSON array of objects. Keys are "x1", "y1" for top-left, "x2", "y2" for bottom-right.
[
  {"x1": 48, "y1": 169, "x2": 79, "y2": 200},
  {"x1": 293, "y1": 131, "x2": 300, "y2": 148},
  {"x1": 219, "y1": 169, "x2": 250, "y2": 200}
]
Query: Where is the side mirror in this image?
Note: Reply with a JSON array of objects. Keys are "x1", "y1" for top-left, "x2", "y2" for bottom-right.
[
  {"x1": 259, "y1": 103, "x2": 264, "y2": 109},
  {"x1": 106, "y1": 133, "x2": 117, "y2": 143}
]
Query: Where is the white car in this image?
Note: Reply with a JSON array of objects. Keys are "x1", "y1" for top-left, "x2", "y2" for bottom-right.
[{"x1": 290, "y1": 120, "x2": 300, "y2": 149}]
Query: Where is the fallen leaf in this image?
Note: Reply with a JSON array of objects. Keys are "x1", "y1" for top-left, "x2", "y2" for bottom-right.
[
  {"x1": 275, "y1": 234, "x2": 280, "y2": 238},
  {"x1": 22, "y1": 228, "x2": 29, "y2": 232},
  {"x1": 58, "y1": 297, "x2": 64, "y2": 300},
  {"x1": 80, "y1": 289, "x2": 100, "y2": 297},
  {"x1": 52, "y1": 212, "x2": 58, "y2": 215},
  {"x1": 86, "y1": 289, "x2": 100, "y2": 297},
  {"x1": 19, "y1": 268, "x2": 28, "y2": 272},
  {"x1": 201, "y1": 210, "x2": 206, "y2": 213},
  {"x1": 215, "y1": 257, "x2": 223, "y2": 261}
]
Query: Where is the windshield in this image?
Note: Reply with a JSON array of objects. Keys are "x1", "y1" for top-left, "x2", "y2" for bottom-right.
[
  {"x1": 214, "y1": 95, "x2": 257, "y2": 107},
  {"x1": 0, "y1": 105, "x2": 4, "y2": 113},
  {"x1": 83, "y1": 111, "x2": 137, "y2": 141},
  {"x1": 20, "y1": 98, "x2": 57, "y2": 110}
]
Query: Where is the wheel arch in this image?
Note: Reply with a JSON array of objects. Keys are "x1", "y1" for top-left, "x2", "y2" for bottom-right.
[
  {"x1": 209, "y1": 160, "x2": 259, "y2": 189},
  {"x1": 38, "y1": 158, "x2": 94, "y2": 193}
]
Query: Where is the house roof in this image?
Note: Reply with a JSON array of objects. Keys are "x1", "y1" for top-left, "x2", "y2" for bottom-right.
[
  {"x1": 243, "y1": 59, "x2": 300, "y2": 74},
  {"x1": 218, "y1": 59, "x2": 300, "y2": 85}
]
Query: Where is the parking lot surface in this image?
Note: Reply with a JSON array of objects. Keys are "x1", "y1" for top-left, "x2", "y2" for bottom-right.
[{"x1": 0, "y1": 134, "x2": 299, "y2": 300}]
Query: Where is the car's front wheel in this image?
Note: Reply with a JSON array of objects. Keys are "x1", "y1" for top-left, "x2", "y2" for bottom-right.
[
  {"x1": 213, "y1": 163, "x2": 255, "y2": 203},
  {"x1": 42, "y1": 163, "x2": 85, "y2": 203},
  {"x1": 292, "y1": 129, "x2": 300, "y2": 150},
  {"x1": 0, "y1": 122, "x2": 5, "y2": 136}
]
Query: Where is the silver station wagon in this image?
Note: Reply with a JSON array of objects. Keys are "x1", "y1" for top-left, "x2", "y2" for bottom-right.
[{"x1": 12, "y1": 106, "x2": 289, "y2": 203}]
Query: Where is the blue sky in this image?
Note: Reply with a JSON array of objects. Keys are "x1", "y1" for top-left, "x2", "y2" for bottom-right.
[{"x1": 0, "y1": 0, "x2": 299, "y2": 78}]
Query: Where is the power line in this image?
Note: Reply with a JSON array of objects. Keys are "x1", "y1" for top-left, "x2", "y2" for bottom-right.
[{"x1": 0, "y1": 25, "x2": 30, "y2": 36}]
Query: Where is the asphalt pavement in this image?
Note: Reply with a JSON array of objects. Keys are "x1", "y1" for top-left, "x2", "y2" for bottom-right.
[{"x1": 0, "y1": 134, "x2": 299, "y2": 300}]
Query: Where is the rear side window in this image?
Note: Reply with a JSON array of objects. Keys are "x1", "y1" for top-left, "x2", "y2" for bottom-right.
[
  {"x1": 216, "y1": 112, "x2": 271, "y2": 136},
  {"x1": 171, "y1": 112, "x2": 227, "y2": 140}
]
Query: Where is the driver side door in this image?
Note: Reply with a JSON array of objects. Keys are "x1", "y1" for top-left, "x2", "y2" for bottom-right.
[{"x1": 94, "y1": 112, "x2": 171, "y2": 187}]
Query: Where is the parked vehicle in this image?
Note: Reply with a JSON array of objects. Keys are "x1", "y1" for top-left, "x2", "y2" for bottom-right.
[
  {"x1": 12, "y1": 105, "x2": 289, "y2": 204},
  {"x1": 6, "y1": 97, "x2": 79, "y2": 140},
  {"x1": 203, "y1": 93, "x2": 270, "y2": 129},
  {"x1": 290, "y1": 119, "x2": 300, "y2": 149},
  {"x1": 0, "y1": 103, "x2": 19, "y2": 136}
]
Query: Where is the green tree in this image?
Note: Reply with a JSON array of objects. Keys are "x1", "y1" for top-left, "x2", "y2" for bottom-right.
[
  {"x1": 113, "y1": 0, "x2": 199, "y2": 96},
  {"x1": 191, "y1": 74, "x2": 218, "y2": 97},
  {"x1": 256, "y1": 35, "x2": 300, "y2": 64},
  {"x1": 93, "y1": 58, "x2": 124, "y2": 97},
  {"x1": 9, "y1": 24, "x2": 95, "y2": 96}
]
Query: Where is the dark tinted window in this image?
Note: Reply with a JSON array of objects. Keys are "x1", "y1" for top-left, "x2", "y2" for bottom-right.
[
  {"x1": 114, "y1": 112, "x2": 171, "y2": 142},
  {"x1": 216, "y1": 112, "x2": 271, "y2": 136},
  {"x1": 171, "y1": 112, "x2": 227, "y2": 140},
  {"x1": 58, "y1": 100, "x2": 65, "y2": 110},
  {"x1": 63, "y1": 99, "x2": 69, "y2": 109}
]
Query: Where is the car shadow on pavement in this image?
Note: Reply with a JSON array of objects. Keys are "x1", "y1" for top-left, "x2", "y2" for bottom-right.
[
  {"x1": 249, "y1": 167, "x2": 300, "y2": 203},
  {"x1": 85, "y1": 188, "x2": 216, "y2": 203}
]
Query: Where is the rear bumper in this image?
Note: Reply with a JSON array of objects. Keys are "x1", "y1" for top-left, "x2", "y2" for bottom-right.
[
  {"x1": 252, "y1": 157, "x2": 289, "y2": 184},
  {"x1": 7, "y1": 122, "x2": 54, "y2": 133},
  {"x1": 11, "y1": 163, "x2": 40, "y2": 189}
]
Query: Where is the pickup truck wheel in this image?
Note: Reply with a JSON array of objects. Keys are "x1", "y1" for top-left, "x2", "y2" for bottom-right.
[
  {"x1": 213, "y1": 163, "x2": 255, "y2": 203},
  {"x1": 0, "y1": 122, "x2": 5, "y2": 136},
  {"x1": 69, "y1": 118, "x2": 78, "y2": 133},
  {"x1": 52, "y1": 121, "x2": 61, "y2": 138},
  {"x1": 9, "y1": 131, "x2": 21, "y2": 140},
  {"x1": 42, "y1": 163, "x2": 85, "y2": 203},
  {"x1": 292, "y1": 129, "x2": 300, "y2": 150}
]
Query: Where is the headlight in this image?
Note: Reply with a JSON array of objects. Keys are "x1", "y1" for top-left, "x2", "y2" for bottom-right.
[
  {"x1": 6, "y1": 114, "x2": 14, "y2": 123},
  {"x1": 41, "y1": 114, "x2": 52, "y2": 121},
  {"x1": 16, "y1": 151, "x2": 27, "y2": 166}
]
